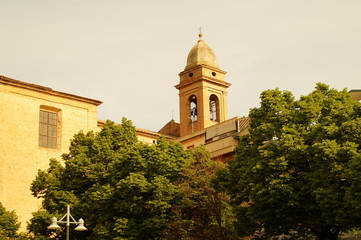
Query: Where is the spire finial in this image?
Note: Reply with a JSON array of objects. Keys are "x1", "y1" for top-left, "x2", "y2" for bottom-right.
[{"x1": 198, "y1": 26, "x2": 203, "y2": 40}]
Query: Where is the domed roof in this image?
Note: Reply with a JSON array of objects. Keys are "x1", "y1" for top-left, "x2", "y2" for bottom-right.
[{"x1": 185, "y1": 33, "x2": 220, "y2": 70}]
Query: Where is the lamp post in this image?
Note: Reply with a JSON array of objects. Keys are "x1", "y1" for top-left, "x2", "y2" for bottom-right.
[{"x1": 48, "y1": 205, "x2": 87, "y2": 240}]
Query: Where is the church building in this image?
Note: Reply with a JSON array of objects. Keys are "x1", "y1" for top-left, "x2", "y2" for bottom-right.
[
  {"x1": 0, "y1": 33, "x2": 249, "y2": 230},
  {"x1": 160, "y1": 32, "x2": 250, "y2": 159}
]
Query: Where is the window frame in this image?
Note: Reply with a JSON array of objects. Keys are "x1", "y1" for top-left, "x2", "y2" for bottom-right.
[
  {"x1": 38, "y1": 106, "x2": 61, "y2": 149},
  {"x1": 189, "y1": 95, "x2": 198, "y2": 122},
  {"x1": 209, "y1": 94, "x2": 219, "y2": 121}
]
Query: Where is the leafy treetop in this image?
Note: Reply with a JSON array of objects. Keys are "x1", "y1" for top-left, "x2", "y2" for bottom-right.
[
  {"x1": 30, "y1": 118, "x2": 191, "y2": 240},
  {"x1": 214, "y1": 83, "x2": 361, "y2": 240}
]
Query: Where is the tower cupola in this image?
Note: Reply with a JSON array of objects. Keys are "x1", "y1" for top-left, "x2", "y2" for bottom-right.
[{"x1": 185, "y1": 33, "x2": 220, "y2": 70}]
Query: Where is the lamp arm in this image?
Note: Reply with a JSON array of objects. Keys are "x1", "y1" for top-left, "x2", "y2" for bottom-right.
[
  {"x1": 57, "y1": 205, "x2": 79, "y2": 224},
  {"x1": 57, "y1": 213, "x2": 81, "y2": 225},
  {"x1": 69, "y1": 213, "x2": 78, "y2": 223},
  {"x1": 58, "y1": 213, "x2": 68, "y2": 222},
  {"x1": 57, "y1": 220, "x2": 80, "y2": 224}
]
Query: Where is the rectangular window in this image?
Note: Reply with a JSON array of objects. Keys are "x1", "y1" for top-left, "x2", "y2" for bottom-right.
[{"x1": 39, "y1": 110, "x2": 58, "y2": 149}]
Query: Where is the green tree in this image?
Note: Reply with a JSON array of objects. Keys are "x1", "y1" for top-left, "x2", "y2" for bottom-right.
[
  {"x1": 164, "y1": 146, "x2": 238, "y2": 240},
  {"x1": 29, "y1": 119, "x2": 191, "y2": 240},
  {"x1": 214, "y1": 83, "x2": 361, "y2": 240},
  {"x1": 0, "y1": 202, "x2": 26, "y2": 239}
]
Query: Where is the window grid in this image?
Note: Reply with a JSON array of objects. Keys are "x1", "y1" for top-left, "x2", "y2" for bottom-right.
[{"x1": 39, "y1": 110, "x2": 58, "y2": 149}]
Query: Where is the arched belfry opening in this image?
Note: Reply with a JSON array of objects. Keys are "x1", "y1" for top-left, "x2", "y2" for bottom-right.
[
  {"x1": 189, "y1": 95, "x2": 198, "y2": 122},
  {"x1": 209, "y1": 94, "x2": 219, "y2": 121}
]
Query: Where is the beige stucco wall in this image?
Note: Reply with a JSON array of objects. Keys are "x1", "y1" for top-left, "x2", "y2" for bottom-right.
[
  {"x1": 176, "y1": 132, "x2": 206, "y2": 149},
  {"x1": 97, "y1": 121, "x2": 167, "y2": 145},
  {"x1": 205, "y1": 136, "x2": 238, "y2": 158},
  {"x1": 176, "y1": 117, "x2": 249, "y2": 160},
  {"x1": 0, "y1": 80, "x2": 100, "y2": 230},
  {"x1": 349, "y1": 90, "x2": 361, "y2": 101},
  {"x1": 135, "y1": 129, "x2": 166, "y2": 144}
]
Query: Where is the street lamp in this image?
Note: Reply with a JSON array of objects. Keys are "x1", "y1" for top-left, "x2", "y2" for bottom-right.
[{"x1": 48, "y1": 205, "x2": 87, "y2": 240}]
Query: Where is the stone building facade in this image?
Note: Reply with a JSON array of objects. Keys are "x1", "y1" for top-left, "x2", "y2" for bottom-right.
[
  {"x1": 0, "y1": 76, "x2": 102, "y2": 229},
  {"x1": 0, "y1": 33, "x2": 250, "y2": 231}
]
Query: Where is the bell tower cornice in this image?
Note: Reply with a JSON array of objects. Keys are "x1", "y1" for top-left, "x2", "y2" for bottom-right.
[
  {"x1": 175, "y1": 75, "x2": 231, "y2": 90},
  {"x1": 179, "y1": 64, "x2": 227, "y2": 77}
]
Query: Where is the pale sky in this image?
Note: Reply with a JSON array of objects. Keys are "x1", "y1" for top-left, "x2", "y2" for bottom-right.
[{"x1": 1, "y1": 0, "x2": 361, "y2": 132}]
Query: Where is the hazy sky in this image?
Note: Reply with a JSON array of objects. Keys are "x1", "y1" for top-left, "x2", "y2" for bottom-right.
[{"x1": 1, "y1": 1, "x2": 361, "y2": 132}]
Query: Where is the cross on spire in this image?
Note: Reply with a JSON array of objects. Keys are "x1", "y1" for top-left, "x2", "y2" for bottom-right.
[{"x1": 198, "y1": 26, "x2": 203, "y2": 40}]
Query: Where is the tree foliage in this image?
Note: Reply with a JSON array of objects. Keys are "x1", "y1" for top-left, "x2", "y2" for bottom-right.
[
  {"x1": 0, "y1": 202, "x2": 26, "y2": 239},
  {"x1": 214, "y1": 83, "x2": 361, "y2": 240},
  {"x1": 164, "y1": 146, "x2": 238, "y2": 240},
  {"x1": 29, "y1": 118, "x2": 191, "y2": 240}
]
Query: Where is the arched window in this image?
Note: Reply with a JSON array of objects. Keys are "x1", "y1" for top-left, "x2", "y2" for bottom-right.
[
  {"x1": 189, "y1": 95, "x2": 198, "y2": 122},
  {"x1": 209, "y1": 94, "x2": 219, "y2": 121}
]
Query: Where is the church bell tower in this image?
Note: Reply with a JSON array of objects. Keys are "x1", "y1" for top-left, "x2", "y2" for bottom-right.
[{"x1": 175, "y1": 33, "x2": 231, "y2": 137}]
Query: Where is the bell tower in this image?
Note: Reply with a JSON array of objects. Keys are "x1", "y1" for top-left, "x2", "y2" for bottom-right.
[{"x1": 175, "y1": 33, "x2": 231, "y2": 137}]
